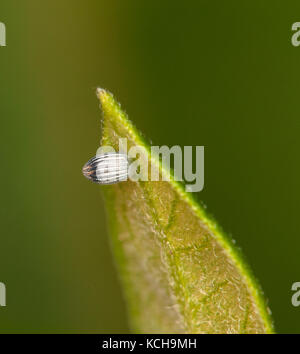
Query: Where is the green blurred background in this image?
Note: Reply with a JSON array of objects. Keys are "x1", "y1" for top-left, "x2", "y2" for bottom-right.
[{"x1": 0, "y1": 0, "x2": 299, "y2": 333}]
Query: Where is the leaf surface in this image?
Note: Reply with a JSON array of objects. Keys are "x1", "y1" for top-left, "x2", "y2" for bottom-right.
[{"x1": 97, "y1": 89, "x2": 274, "y2": 334}]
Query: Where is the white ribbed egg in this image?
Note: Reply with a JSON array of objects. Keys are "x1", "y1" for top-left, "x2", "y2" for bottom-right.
[{"x1": 82, "y1": 153, "x2": 128, "y2": 185}]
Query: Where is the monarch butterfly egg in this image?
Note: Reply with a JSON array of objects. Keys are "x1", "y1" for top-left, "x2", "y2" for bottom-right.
[{"x1": 82, "y1": 153, "x2": 128, "y2": 185}]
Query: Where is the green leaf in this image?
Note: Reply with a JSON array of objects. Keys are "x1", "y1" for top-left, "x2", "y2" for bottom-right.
[{"x1": 96, "y1": 88, "x2": 274, "y2": 334}]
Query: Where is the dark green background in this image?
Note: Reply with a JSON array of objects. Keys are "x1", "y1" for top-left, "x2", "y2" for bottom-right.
[{"x1": 0, "y1": 0, "x2": 299, "y2": 333}]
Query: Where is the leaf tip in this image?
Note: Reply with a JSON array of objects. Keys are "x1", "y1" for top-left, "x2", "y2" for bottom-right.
[
  {"x1": 96, "y1": 87, "x2": 121, "y2": 120},
  {"x1": 96, "y1": 87, "x2": 111, "y2": 107},
  {"x1": 96, "y1": 87, "x2": 106, "y2": 98}
]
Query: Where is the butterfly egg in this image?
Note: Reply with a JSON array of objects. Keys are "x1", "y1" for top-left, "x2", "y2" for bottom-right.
[{"x1": 82, "y1": 153, "x2": 129, "y2": 185}]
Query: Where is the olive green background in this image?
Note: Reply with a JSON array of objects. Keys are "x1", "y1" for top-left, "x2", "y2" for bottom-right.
[{"x1": 0, "y1": 0, "x2": 299, "y2": 333}]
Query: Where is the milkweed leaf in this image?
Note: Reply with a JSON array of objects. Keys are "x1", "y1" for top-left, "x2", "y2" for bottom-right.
[{"x1": 96, "y1": 88, "x2": 274, "y2": 334}]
